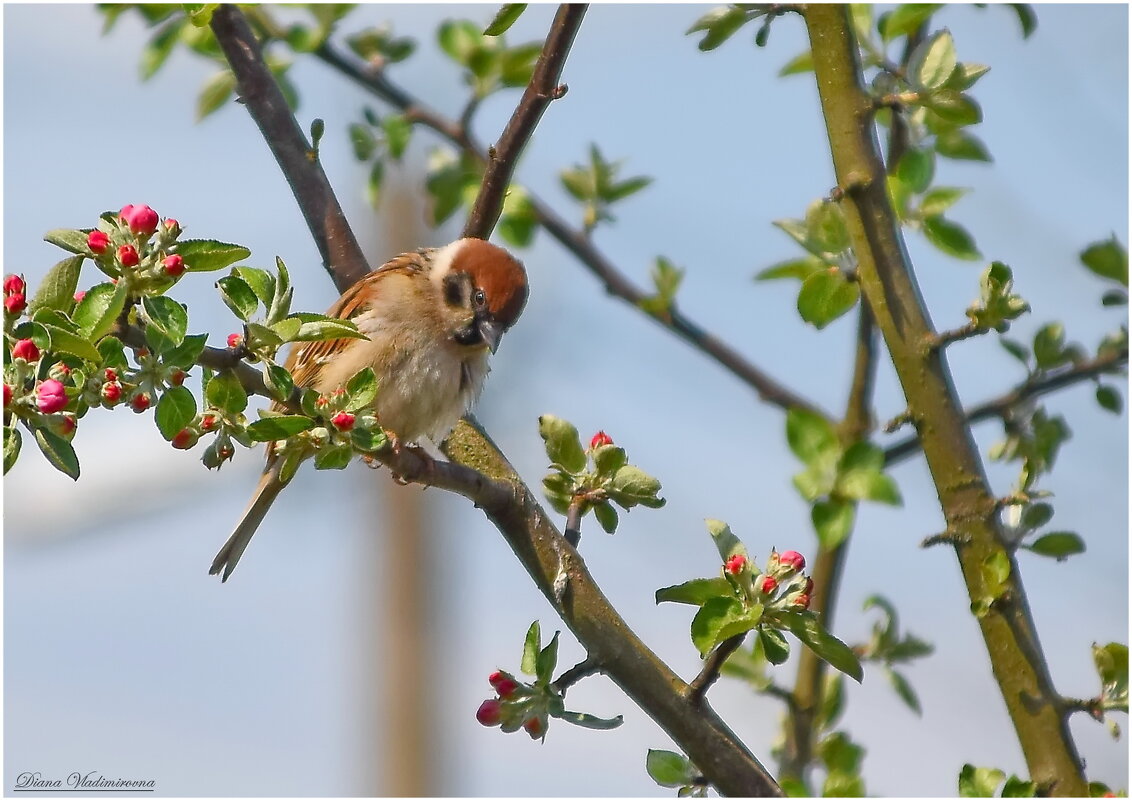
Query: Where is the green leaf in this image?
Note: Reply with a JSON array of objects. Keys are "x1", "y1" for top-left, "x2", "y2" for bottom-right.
[
  {"x1": 909, "y1": 29, "x2": 957, "y2": 91},
  {"x1": 959, "y1": 764, "x2": 1005, "y2": 797},
  {"x1": 141, "y1": 296, "x2": 189, "y2": 347},
  {"x1": 140, "y1": 17, "x2": 184, "y2": 80},
  {"x1": 887, "y1": 667, "x2": 922, "y2": 715},
  {"x1": 1080, "y1": 236, "x2": 1128, "y2": 287},
  {"x1": 484, "y1": 4, "x2": 526, "y2": 35},
  {"x1": 314, "y1": 443, "x2": 353, "y2": 470},
  {"x1": 797, "y1": 268, "x2": 860, "y2": 328},
  {"x1": 537, "y1": 415, "x2": 586, "y2": 473},
  {"x1": 1101, "y1": 289, "x2": 1127, "y2": 306},
  {"x1": 555, "y1": 709, "x2": 623, "y2": 730},
  {"x1": 233, "y1": 267, "x2": 276, "y2": 309},
  {"x1": 646, "y1": 750, "x2": 695, "y2": 788},
  {"x1": 293, "y1": 319, "x2": 368, "y2": 342},
  {"x1": 896, "y1": 148, "x2": 935, "y2": 194},
  {"x1": 500, "y1": 42, "x2": 542, "y2": 87},
  {"x1": 1000, "y1": 775, "x2": 1037, "y2": 798},
  {"x1": 206, "y1": 371, "x2": 248, "y2": 414},
  {"x1": 592, "y1": 444, "x2": 627, "y2": 476},
  {"x1": 437, "y1": 19, "x2": 482, "y2": 64},
  {"x1": 521, "y1": 620, "x2": 540, "y2": 675},
  {"x1": 818, "y1": 730, "x2": 864, "y2": 775},
  {"x1": 216, "y1": 275, "x2": 260, "y2": 322},
  {"x1": 535, "y1": 630, "x2": 559, "y2": 685},
  {"x1": 926, "y1": 89, "x2": 982, "y2": 126},
  {"x1": 382, "y1": 114, "x2": 413, "y2": 161},
  {"x1": 935, "y1": 129, "x2": 992, "y2": 162},
  {"x1": 760, "y1": 628, "x2": 790, "y2": 666},
  {"x1": 593, "y1": 501, "x2": 619, "y2": 534},
  {"x1": 177, "y1": 239, "x2": 250, "y2": 273},
  {"x1": 246, "y1": 415, "x2": 314, "y2": 442},
  {"x1": 608, "y1": 464, "x2": 664, "y2": 509},
  {"x1": 350, "y1": 427, "x2": 388, "y2": 453},
  {"x1": 878, "y1": 4, "x2": 941, "y2": 40},
  {"x1": 922, "y1": 215, "x2": 981, "y2": 260},
  {"x1": 818, "y1": 673, "x2": 845, "y2": 731},
  {"x1": 344, "y1": 367, "x2": 378, "y2": 411},
  {"x1": 919, "y1": 186, "x2": 967, "y2": 218},
  {"x1": 43, "y1": 228, "x2": 91, "y2": 255},
  {"x1": 1096, "y1": 385, "x2": 1122, "y2": 414},
  {"x1": 655, "y1": 577, "x2": 734, "y2": 606},
  {"x1": 72, "y1": 281, "x2": 128, "y2": 341},
  {"x1": 604, "y1": 176, "x2": 653, "y2": 203},
  {"x1": 779, "y1": 50, "x2": 813, "y2": 76},
  {"x1": 1019, "y1": 502, "x2": 1053, "y2": 532},
  {"x1": 34, "y1": 427, "x2": 80, "y2": 480},
  {"x1": 29, "y1": 256, "x2": 84, "y2": 316},
  {"x1": 197, "y1": 68, "x2": 236, "y2": 120},
  {"x1": 35, "y1": 323, "x2": 100, "y2": 363},
  {"x1": 163, "y1": 333, "x2": 208, "y2": 370},
  {"x1": 348, "y1": 122, "x2": 377, "y2": 161},
  {"x1": 706, "y1": 518, "x2": 747, "y2": 563},
  {"x1": 756, "y1": 257, "x2": 825, "y2": 282},
  {"x1": 1093, "y1": 642, "x2": 1128, "y2": 710},
  {"x1": 263, "y1": 362, "x2": 295, "y2": 402},
  {"x1": 1024, "y1": 531, "x2": 1085, "y2": 561},
  {"x1": 786, "y1": 408, "x2": 839, "y2": 466},
  {"x1": 1007, "y1": 3, "x2": 1037, "y2": 38},
  {"x1": 1032, "y1": 322, "x2": 1067, "y2": 369},
  {"x1": 691, "y1": 596, "x2": 752, "y2": 656},
  {"x1": 805, "y1": 200, "x2": 850, "y2": 253},
  {"x1": 778, "y1": 610, "x2": 863, "y2": 682},
  {"x1": 980, "y1": 551, "x2": 1011, "y2": 597},
  {"x1": 687, "y1": 6, "x2": 750, "y2": 51},
  {"x1": 99, "y1": 336, "x2": 128, "y2": 371},
  {"x1": 999, "y1": 337, "x2": 1030, "y2": 365},
  {"x1": 156, "y1": 386, "x2": 197, "y2": 440},
  {"x1": 5, "y1": 427, "x2": 22, "y2": 474},
  {"x1": 812, "y1": 499, "x2": 856, "y2": 549}
]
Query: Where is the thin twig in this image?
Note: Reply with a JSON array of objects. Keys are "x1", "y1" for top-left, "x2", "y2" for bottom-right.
[
  {"x1": 551, "y1": 656, "x2": 601, "y2": 694},
  {"x1": 689, "y1": 633, "x2": 747, "y2": 707},
  {"x1": 884, "y1": 347, "x2": 1128, "y2": 466},
  {"x1": 932, "y1": 322, "x2": 984, "y2": 349},
  {"x1": 564, "y1": 495, "x2": 584, "y2": 548},
  {"x1": 463, "y1": 4, "x2": 587, "y2": 240}
]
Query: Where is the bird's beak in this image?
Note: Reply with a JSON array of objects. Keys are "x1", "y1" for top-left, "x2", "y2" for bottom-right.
[{"x1": 477, "y1": 317, "x2": 503, "y2": 354}]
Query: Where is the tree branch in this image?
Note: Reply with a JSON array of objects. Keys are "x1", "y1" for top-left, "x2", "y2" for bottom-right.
[
  {"x1": 210, "y1": 4, "x2": 781, "y2": 795},
  {"x1": 689, "y1": 633, "x2": 747, "y2": 707}
]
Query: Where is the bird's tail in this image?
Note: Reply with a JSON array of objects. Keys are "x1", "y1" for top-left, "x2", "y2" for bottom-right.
[{"x1": 209, "y1": 465, "x2": 287, "y2": 582}]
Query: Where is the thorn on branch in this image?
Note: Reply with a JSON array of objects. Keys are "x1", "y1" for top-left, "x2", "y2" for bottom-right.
[
  {"x1": 883, "y1": 410, "x2": 913, "y2": 434},
  {"x1": 920, "y1": 530, "x2": 969, "y2": 549}
]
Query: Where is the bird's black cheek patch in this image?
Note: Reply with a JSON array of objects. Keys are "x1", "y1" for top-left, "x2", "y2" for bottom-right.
[{"x1": 443, "y1": 273, "x2": 466, "y2": 307}]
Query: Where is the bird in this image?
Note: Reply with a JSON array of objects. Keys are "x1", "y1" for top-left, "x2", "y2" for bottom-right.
[{"x1": 209, "y1": 237, "x2": 528, "y2": 581}]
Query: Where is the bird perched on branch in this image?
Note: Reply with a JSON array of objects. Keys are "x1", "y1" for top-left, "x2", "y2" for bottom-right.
[{"x1": 210, "y1": 238, "x2": 528, "y2": 581}]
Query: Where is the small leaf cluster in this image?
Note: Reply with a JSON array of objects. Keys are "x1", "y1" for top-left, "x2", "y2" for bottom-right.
[
  {"x1": 758, "y1": 200, "x2": 859, "y2": 330},
  {"x1": 437, "y1": 18, "x2": 542, "y2": 99},
  {"x1": 478, "y1": 622, "x2": 623, "y2": 740},
  {"x1": 645, "y1": 749, "x2": 706, "y2": 797},
  {"x1": 538, "y1": 416, "x2": 664, "y2": 534},
  {"x1": 786, "y1": 409, "x2": 902, "y2": 549},
  {"x1": 887, "y1": 147, "x2": 980, "y2": 260},
  {"x1": 964, "y1": 262, "x2": 1029, "y2": 334},
  {"x1": 560, "y1": 144, "x2": 652, "y2": 233},
  {"x1": 656, "y1": 520, "x2": 863, "y2": 682},
  {"x1": 957, "y1": 764, "x2": 1037, "y2": 798},
  {"x1": 638, "y1": 257, "x2": 685, "y2": 320},
  {"x1": 1089, "y1": 641, "x2": 1128, "y2": 738},
  {"x1": 685, "y1": 5, "x2": 787, "y2": 52},
  {"x1": 348, "y1": 107, "x2": 415, "y2": 210},
  {"x1": 857, "y1": 595, "x2": 934, "y2": 715},
  {"x1": 424, "y1": 149, "x2": 538, "y2": 247},
  {"x1": 999, "y1": 500, "x2": 1084, "y2": 562}
]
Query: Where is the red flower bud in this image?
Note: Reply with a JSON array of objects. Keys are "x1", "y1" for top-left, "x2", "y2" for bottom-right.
[
  {"x1": 3, "y1": 384, "x2": 11, "y2": 408},
  {"x1": 117, "y1": 245, "x2": 139, "y2": 267},
  {"x1": 495, "y1": 678, "x2": 519, "y2": 699},
  {"x1": 5, "y1": 293, "x2": 26, "y2": 315},
  {"x1": 36, "y1": 379, "x2": 68, "y2": 414},
  {"x1": 162, "y1": 254, "x2": 185, "y2": 277},
  {"x1": 759, "y1": 575, "x2": 779, "y2": 595},
  {"x1": 331, "y1": 412, "x2": 356, "y2": 431},
  {"x1": 164, "y1": 218, "x2": 179, "y2": 231},
  {"x1": 172, "y1": 428, "x2": 199, "y2": 450},
  {"x1": 792, "y1": 594, "x2": 811, "y2": 610},
  {"x1": 590, "y1": 430, "x2": 613, "y2": 449},
  {"x1": 49, "y1": 363, "x2": 72, "y2": 381},
  {"x1": 50, "y1": 413, "x2": 77, "y2": 438},
  {"x1": 523, "y1": 716, "x2": 544, "y2": 739},
  {"x1": 120, "y1": 204, "x2": 159, "y2": 236},
  {"x1": 332, "y1": 387, "x2": 347, "y2": 397},
  {"x1": 804, "y1": 577, "x2": 814, "y2": 595},
  {"x1": 488, "y1": 670, "x2": 506, "y2": 687},
  {"x1": 104, "y1": 368, "x2": 119, "y2": 382},
  {"x1": 168, "y1": 369, "x2": 187, "y2": 387},
  {"x1": 4, "y1": 274, "x2": 25, "y2": 295},
  {"x1": 12, "y1": 339, "x2": 40, "y2": 362},
  {"x1": 101, "y1": 382, "x2": 122, "y2": 404},
  {"x1": 130, "y1": 392, "x2": 151, "y2": 413},
  {"x1": 724, "y1": 553, "x2": 747, "y2": 575},
  {"x1": 87, "y1": 230, "x2": 110, "y2": 254},
  {"x1": 476, "y1": 699, "x2": 502, "y2": 727},
  {"x1": 227, "y1": 333, "x2": 243, "y2": 349},
  {"x1": 74, "y1": 290, "x2": 87, "y2": 304},
  {"x1": 780, "y1": 550, "x2": 806, "y2": 572},
  {"x1": 200, "y1": 413, "x2": 219, "y2": 432}
]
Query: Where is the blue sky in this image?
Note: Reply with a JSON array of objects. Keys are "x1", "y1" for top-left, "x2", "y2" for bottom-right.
[{"x1": 4, "y1": 3, "x2": 1127, "y2": 796}]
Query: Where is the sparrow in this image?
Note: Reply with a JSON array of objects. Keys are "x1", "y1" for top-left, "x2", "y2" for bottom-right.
[{"x1": 209, "y1": 237, "x2": 528, "y2": 581}]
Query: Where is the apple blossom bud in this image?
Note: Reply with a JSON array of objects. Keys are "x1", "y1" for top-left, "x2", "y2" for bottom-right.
[
  {"x1": 121, "y1": 204, "x2": 159, "y2": 235},
  {"x1": 168, "y1": 369, "x2": 187, "y2": 386},
  {"x1": 227, "y1": 333, "x2": 243, "y2": 349},
  {"x1": 489, "y1": 672, "x2": 519, "y2": 699},
  {"x1": 49, "y1": 413, "x2": 77, "y2": 439},
  {"x1": 803, "y1": 577, "x2": 814, "y2": 595},
  {"x1": 130, "y1": 392, "x2": 151, "y2": 413},
  {"x1": 3, "y1": 384, "x2": 11, "y2": 408},
  {"x1": 590, "y1": 430, "x2": 613, "y2": 449},
  {"x1": 332, "y1": 412, "x2": 356, "y2": 431},
  {"x1": 36, "y1": 379, "x2": 68, "y2": 414},
  {"x1": 74, "y1": 290, "x2": 86, "y2": 303},
  {"x1": 49, "y1": 363, "x2": 72, "y2": 381},
  {"x1": 164, "y1": 218, "x2": 180, "y2": 234},
  {"x1": 101, "y1": 382, "x2": 122, "y2": 404},
  {"x1": 12, "y1": 339, "x2": 40, "y2": 362},
  {"x1": 4, "y1": 274, "x2": 25, "y2": 295},
  {"x1": 523, "y1": 716, "x2": 544, "y2": 739},
  {"x1": 759, "y1": 575, "x2": 778, "y2": 595},
  {"x1": 117, "y1": 245, "x2": 139, "y2": 267},
  {"x1": 780, "y1": 550, "x2": 806, "y2": 573},
  {"x1": 5, "y1": 293, "x2": 26, "y2": 316},
  {"x1": 725, "y1": 553, "x2": 747, "y2": 575},
  {"x1": 162, "y1": 254, "x2": 185, "y2": 277},
  {"x1": 87, "y1": 230, "x2": 110, "y2": 254},
  {"x1": 792, "y1": 594, "x2": 811, "y2": 610},
  {"x1": 200, "y1": 413, "x2": 219, "y2": 432},
  {"x1": 315, "y1": 395, "x2": 330, "y2": 409},
  {"x1": 172, "y1": 428, "x2": 199, "y2": 450},
  {"x1": 104, "y1": 368, "x2": 119, "y2": 382},
  {"x1": 476, "y1": 699, "x2": 502, "y2": 727}
]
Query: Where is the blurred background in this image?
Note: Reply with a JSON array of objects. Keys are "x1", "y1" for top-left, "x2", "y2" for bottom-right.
[{"x1": 4, "y1": 3, "x2": 1127, "y2": 796}]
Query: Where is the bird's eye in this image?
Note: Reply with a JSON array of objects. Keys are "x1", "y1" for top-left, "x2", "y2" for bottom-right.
[{"x1": 473, "y1": 289, "x2": 487, "y2": 308}]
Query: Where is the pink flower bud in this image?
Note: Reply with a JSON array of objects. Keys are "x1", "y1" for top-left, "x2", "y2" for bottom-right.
[
  {"x1": 724, "y1": 553, "x2": 747, "y2": 575},
  {"x1": 162, "y1": 254, "x2": 185, "y2": 277},
  {"x1": 200, "y1": 413, "x2": 219, "y2": 432},
  {"x1": 36, "y1": 379, "x2": 68, "y2": 414},
  {"x1": 227, "y1": 333, "x2": 243, "y2": 349},
  {"x1": 5, "y1": 293, "x2": 26, "y2": 315},
  {"x1": 332, "y1": 412, "x2": 356, "y2": 431},
  {"x1": 759, "y1": 575, "x2": 778, "y2": 595},
  {"x1": 130, "y1": 392, "x2": 151, "y2": 413},
  {"x1": 315, "y1": 396, "x2": 330, "y2": 409},
  {"x1": 49, "y1": 363, "x2": 72, "y2": 381},
  {"x1": 87, "y1": 230, "x2": 110, "y2": 254},
  {"x1": 590, "y1": 430, "x2": 613, "y2": 449},
  {"x1": 12, "y1": 339, "x2": 40, "y2": 362},
  {"x1": 523, "y1": 716, "x2": 544, "y2": 739},
  {"x1": 117, "y1": 245, "x2": 139, "y2": 267},
  {"x1": 172, "y1": 428, "x2": 199, "y2": 450},
  {"x1": 49, "y1": 413, "x2": 77, "y2": 438},
  {"x1": 164, "y1": 218, "x2": 179, "y2": 230},
  {"x1": 792, "y1": 594, "x2": 811, "y2": 610},
  {"x1": 780, "y1": 550, "x2": 806, "y2": 573},
  {"x1": 121, "y1": 204, "x2": 159, "y2": 236},
  {"x1": 489, "y1": 672, "x2": 519, "y2": 699},
  {"x1": 168, "y1": 369, "x2": 187, "y2": 386},
  {"x1": 104, "y1": 368, "x2": 119, "y2": 383},
  {"x1": 101, "y1": 382, "x2": 122, "y2": 404},
  {"x1": 3, "y1": 384, "x2": 11, "y2": 408},
  {"x1": 476, "y1": 699, "x2": 502, "y2": 727},
  {"x1": 73, "y1": 290, "x2": 86, "y2": 304},
  {"x1": 4, "y1": 274, "x2": 25, "y2": 295}
]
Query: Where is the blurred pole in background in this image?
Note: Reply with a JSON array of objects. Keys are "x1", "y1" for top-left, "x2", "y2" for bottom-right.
[{"x1": 360, "y1": 177, "x2": 437, "y2": 796}]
